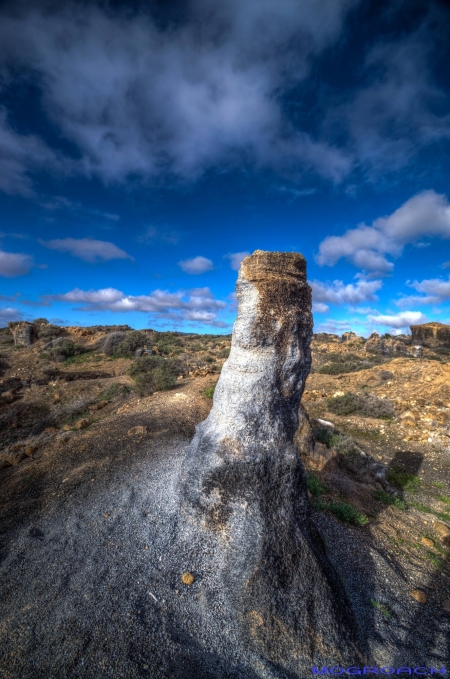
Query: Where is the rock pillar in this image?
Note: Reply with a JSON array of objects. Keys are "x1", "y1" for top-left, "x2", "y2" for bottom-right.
[{"x1": 178, "y1": 250, "x2": 363, "y2": 673}]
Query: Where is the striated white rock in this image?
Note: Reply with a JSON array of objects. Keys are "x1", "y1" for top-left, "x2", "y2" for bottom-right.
[{"x1": 178, "y1": 250, "x2": 363, "y2": 672}]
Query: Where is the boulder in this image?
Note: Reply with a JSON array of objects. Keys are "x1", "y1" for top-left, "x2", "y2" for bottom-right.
[
  {"x1": 410, "y1": 322, "x2": 450, "y2": 348},
  {"x1": 177, "y1": 250, "x2": 363, "y2": 672},
  {"x1": 7, "y1": 321, "x2": 36, "y2": 346}
]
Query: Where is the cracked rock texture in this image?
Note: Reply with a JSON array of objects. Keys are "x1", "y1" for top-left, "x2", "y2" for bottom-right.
[
  {"x1": 410, "y1": 321, "x2": 450, "y2": 347},
  {"x1": 177, "y1": 250, "x2": 364, "y2": 675}
]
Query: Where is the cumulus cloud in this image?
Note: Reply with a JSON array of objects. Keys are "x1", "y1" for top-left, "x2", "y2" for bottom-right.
[
  {"x1": 48, "y1": 285, "x2": 227, "y2": 327},
  {"x1": 312, "y1": 302, "x2": 329, "y2": 314},
  {"x1": 0, "y1": 249, "x2": 34, "y2": 277},
  {"x1": 0, "y1": 0, "x2": 357, "y2": 191},
  {"x1": 0, "y1": 307, "x2": 24, "y2": 325},
  {"x1": 40, "y1": 238, "x2": 133, "y2": 263},
  {"x1": 314, "y1": 319, "x2": 353, "y2": 334},
  {"x1": 317, "y1": 190, "x2": 450, "y2": 271},
  {"x1": 396, "y1": 275, "x2": 450, "y2": 307},
  {"x1": 310, "y1": 278, "x2": 382, "y2": 305},
  {"x1": 225, "y1": 252, "x2": 250, "y2": 271},
  {"x1": 178, "y1": 256, "x2": 213, "y2": 274},
  {"x1": 367, "y1": 310, "x2": 427, "y2": 331}
]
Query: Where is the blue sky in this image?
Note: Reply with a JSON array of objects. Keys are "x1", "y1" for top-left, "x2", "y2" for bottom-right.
[{"x1": 1, "y1": 0, "x2": 450, "y2": 335}]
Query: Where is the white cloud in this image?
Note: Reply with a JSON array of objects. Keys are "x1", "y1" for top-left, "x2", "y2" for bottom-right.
[
  {"x1": 367, "y1": 310, "x2": 427, "y2": 331},
  {"x1": 310, "y1": 278, "x2": 382, "y2": 305},
  {"x1": 396, "y1": 275, "x2": 450, "y2": 307},
  {"x1": 312, "y1": 302, "x2": 329, "y2": 313},
  {"x1": 178, "y1": 256, "x2": 213, "y2": 274},
  {"x1": 0, "y1": 307, "x2": 24, "y2": 325},
  {"x1": 0, "y1": 0, "x2": 356, "y2": 191},
  {"x1": 40, "y1": 238, "x2": 133, "y2": 263},
  {"x1": 225, "y1": 252, "x2": 250, "y2": 271},
  {"x1": 48, "y1": 285, "x2": 227, "y2": 327},
  {"x1": 314, "y1": 319, "x2": 353, "y2": 334},
  {"x1": 317, "y1": 190, "x2": 450, "y2": 271},
  {"x1": 0, "y1": 249, "x2": 34, "y2": 277}
]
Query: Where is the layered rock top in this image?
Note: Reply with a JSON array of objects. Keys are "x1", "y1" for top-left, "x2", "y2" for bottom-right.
[{"x1": 411, "y1": 321, "x2": 450, "y2": 347}]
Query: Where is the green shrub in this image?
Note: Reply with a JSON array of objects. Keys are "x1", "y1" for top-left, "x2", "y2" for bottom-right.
[
  {"x1": 128, "y1": 355, "x2": 183, "y2": 395},
  {"x1": 314, "y1": 427, "x2": 334, "y2": 447},
  {"x1": 202, "y1": 385, "x2": 215, "y2": 399},
  {"x1": 326, "y1": 392, "x2": 395, "y2": 419},
  {"x1": 38, "y1": 324, "x2": 64, "y2": 340},
  {"x1": 307, "y1": 472, "x2": 329, "y2": 496},
  {"x1": 373, "y1": 489, "x2": 407, "y2": 510},
  {"x1": 217, "y1": 347, "x2": 230, "y2": 359},
  {"x1": 313, "y1": 498, "x2": 369, "y2": 525},
  {"x1": 44, "y1": 339, "x2": 86, "y2": 362},
  {"x1": 370, "y1": 599, "x2": 392, "y2": 618},
  {"x1": 318, "y1": 352, "x2": 386, "y2": 375},
  {"x1": 386, "y1": 467, "x2": 421, "y2": 491}
]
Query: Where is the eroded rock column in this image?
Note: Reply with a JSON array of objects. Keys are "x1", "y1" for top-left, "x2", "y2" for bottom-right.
[{"x1": 178, "y1": 250, "x2": 363, "y2": 673}]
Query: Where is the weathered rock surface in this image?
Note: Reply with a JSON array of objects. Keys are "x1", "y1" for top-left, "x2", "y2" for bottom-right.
[
  {"x1": 364, "y1": 332, "x2": 409, "y2": 356},
  {"x1": 177, "y1": 250, "x2": 364, "y2": 674},
  {"x1": 8, "y1": 321, "x2": 36, "y2": 346},
  {"x1": 410, "y1": 321, "x2": 450, "y2": 347}
]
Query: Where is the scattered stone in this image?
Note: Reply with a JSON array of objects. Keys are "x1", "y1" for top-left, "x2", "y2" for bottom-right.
[
  {"x1": 410, "y1": 589, "x2": 427, "y2": 603},
  {"x1": 116, "y1": 403, "x2": 132, "y2": 414},
  {"x1": 127, "y1": 425, "x2": 148, "y2": 436},
  {"x1": 90, "y1": 400, "x2": 109, "y2": 411},
  {"x1": 181, "y1": 572, "x2": 195, "y2": 585},
  {"x1": 74, "y1": 418, "x2": 90, "y2": 430},
  {"x1": 433, "y1": 521, "x2": 450, "y2": 538},
  {"x1": 24, "y1": 445, "x2": 37, "y2": 457},
  {"x1": 62, "y1": 424, "x2": 72, "y2": 431},
  {"x1": 421, "y1": 537, "x2": 434, "y2": 548}
]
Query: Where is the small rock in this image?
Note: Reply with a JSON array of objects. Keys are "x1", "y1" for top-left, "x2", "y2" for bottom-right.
[
  {"x1": 433, "y1": 521, "x2": 450, "y2": 538},
  {"x1": 116, "y1": 403, "x2": 132, "y2": 414},
  {"x1": 127, "y1": 425, "x2": 148, "y2": 436},
  {"x1": 62, "y1": 424, "x2": 72, "y2": 431},
  {"x1": 74, "y1": 418, "x2": 90, "y2": 430},
  {"x1": 24, "y1": 445, "x2": 37, "y2": 457},
  {"x1": 44, "y1": 427, "x2": 58, "y2": 433},
  {"x1": 410, "y1": 589, "x2": 427, "y2": 603},
  {"x1": 90, "y1": 400, "x2": 109, "y2": 411},
  {"x1": 421, "y1": 537, "x2": 434, "y2": 548},
  {"x1": 181, "y1": 571, "x2": 195, "y2": 585}
]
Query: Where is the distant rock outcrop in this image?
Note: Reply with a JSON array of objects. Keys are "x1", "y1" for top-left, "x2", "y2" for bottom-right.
[
  {"x1": 364, "y1": 331, "x2": 409, "y2": 356},
  {"x1": 7, "y1": 321, "x2": 36, "y2": 346},
  {"x1": 177, "y1": 250, "x2": 363, "y2": 673},
  {"x1": 410, "y1": 322, "x2": 450, "y2": 347}
]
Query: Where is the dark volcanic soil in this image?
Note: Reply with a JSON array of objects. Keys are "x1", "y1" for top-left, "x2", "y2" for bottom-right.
[{"x1": 0, "y1": 378, "x2": 449, "y2": 678}]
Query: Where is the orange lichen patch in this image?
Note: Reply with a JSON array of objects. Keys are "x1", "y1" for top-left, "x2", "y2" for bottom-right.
[{"x1": 181, "y1": 571, "x2": 195, "y2": 585}]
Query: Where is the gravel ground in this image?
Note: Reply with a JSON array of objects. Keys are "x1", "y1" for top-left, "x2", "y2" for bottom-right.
[{"x1": 0, "y1": 430, "x2": 449, "y2": 678}]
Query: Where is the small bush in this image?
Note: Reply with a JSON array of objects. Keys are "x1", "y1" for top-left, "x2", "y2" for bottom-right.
[
  {"x1": 128, "y1": 355, "x2": 183, "y2": 395},
  {"x1": 307, "y1": 472, "x2": 329, "y2": 496},
  {"x1": 202, "y1": 386, "x2": 215, "y2": 399},
  {"x1": 373, "y1": 489, "x2": 407, "y2": 510},
  {"x1": 44, "y1": 339, "x2": 86, "y2": 362},
  {"x1": 313, "y1": 498, "x2": 369, "y2": 526},
  {"x1": 326, "y1": 392, "x2": 395, "y2": 419},
  {"x1": 386, "y1": 467, "x2": 421, "y2": 491},
  {"x1": 217, "y1": 347, "x2": 230, "y2": 359},
  {"x1": 38, "y1": 324, "x2": 64, "y2": 340},
  {"x1": 98, "y1": 330, "x2": 148, "y2": 358},
  {"x1": 314, "y1": 427, "x2": 334, "y2": 447},
  {"x1": 318, "y1": 352, "x2": 386, "y2": 375},
  {"x1": 370, "y1": 599, "x2": 392, "y2": 618}
]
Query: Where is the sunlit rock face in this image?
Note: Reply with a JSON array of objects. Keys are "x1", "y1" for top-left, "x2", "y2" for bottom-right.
[
  {"x1": 178, "y1": 250, "x2": 363, "y2": 674},
  {"x1": 411, "y1": 321, "x2": 450, "y2": 348}
]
